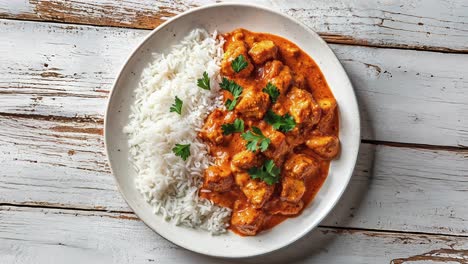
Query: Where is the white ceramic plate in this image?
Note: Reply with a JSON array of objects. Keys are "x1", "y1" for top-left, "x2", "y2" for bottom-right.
[{"x1": 105, "y1": 3, "x2": 360, "y2": 258}]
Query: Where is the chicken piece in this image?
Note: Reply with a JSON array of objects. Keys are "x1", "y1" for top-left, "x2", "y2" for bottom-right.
[
  {"x1": 283, "y1": 45, "x2": 300, "y2": 57},
  {"x1": 233, "y1": 165, "x2": 274, "y2": 208},
  {"x1": 244, "y1": 34, "x2": 257, "y2": 47},
  {"x1": 241, "y1": 179, "x2": 274, "y2": 208},
  {"x1": 271, "y1": 97, "x2": 289, "y2": 117},
  {"x1": 223, "y1": 110, "x2": 237, "y2": 123},
  {"x1": 316, "y1": 98, "x2": 338, "y2": 134},
  {"x1": 280, "y1": 177, "x2": 305, "y2": 203},
  {"x1": 221, "y1": 40, "x2": 254, "y2": 78},
  {"x1": 293, "y1": 73, "x2": 306, "y2": 89},
  {"x1": 203, "y1": 166, "x2": 233, "y2": 192},
  {"x1": 265, "y1": 198, "x2": 304, "y2": 216},
  {"x1": 283, "y1": 154, "x2": 319, "y2": 179},
  {"x1": 248, "y1": 40, "x2": 278, "y2": 64},
  {"x1": 231, "y1": 29, "x2": 245, "y2": 41},
  {"x1": 262, "y1": 60, "x2": 283, "y2": 79},
  {"x1": 262, "y1": 60, "x2": 293, "y2": 95},
  {"x1": 231, "y1": 200, "x2": 265, "y2": 236},
  {"x1": 282, "y1": 125, "x2": 304, "y2": 147},
  {"x1": 231, "y1": 150, "x2": 261, "y2": 171},
  {"x1": 271, "y1": 65, "x2": 293, "y2": 96},
  {"x1": 235, "y1": 172, "x2": 250, "y2": 187},
  {"x1": 235, "y1": 88, "x2": 270, "y2": 119},
  {"x1": 286, "y1": 87, "x2": 321, "y2": 125},
  {"x1": 305, "y1": 135, "x2": 340, "y2": 160},
  {"x1": 198, "y1": 109, "x2": 226, "y2": 145},
  {"x1": 263, "y1": 129, "x2": 289, "y2": 166}
]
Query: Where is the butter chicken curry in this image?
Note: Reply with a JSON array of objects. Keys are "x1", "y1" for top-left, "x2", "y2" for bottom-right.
[{"x1": 199, "y1": 29, "x2": 340, "y2": 236}]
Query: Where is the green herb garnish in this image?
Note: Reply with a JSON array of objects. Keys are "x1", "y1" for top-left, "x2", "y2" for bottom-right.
[
  {"x1": 224, "y1": 99, "x2": 237, "y2": 111},
  {"x1": 265, "y1": 110, "x2": 296, "y2": 132},
  {"x1": 262, "y1": 82, "x2": 280, "y2": 103},
  {"x1": 172, "y1": 143, "x2": 190, "y2": 161},
  {"x1": 241, "y1": 126, "x2": 271, "y2": 152},
  {"x1": 219, "y1": 77, "x2": 243, "y2": 111},
  {"x1": 248, "y1": 159, "x2": 280, "y2": 185},
  {"x1": 197, "y1": 71, "x2": 210, "y2": 90},
  {"x1": 170, "y1": 96, "x2": 183, "y2": 115},
  {"x1": 221, "y1": 118, "x2": 244, "y2": 135},
  {"x1": 231, "y1": 54, "x2": 248, "y2": 73}
]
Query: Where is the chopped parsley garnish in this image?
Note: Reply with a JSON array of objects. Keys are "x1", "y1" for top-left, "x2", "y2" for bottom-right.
[
  {"x1": 225, "y1": 99, "x2": 237, "y2": 111},
  {"x1": 169, "y1": 96, "x2": 183, "y2": 115},
  {"x1": 172, "y1": 143, "x2": 190, "y2": 161},
  {"x1": 248, "y1": 159, "x2": 280, "y2": 185},
  {"x1": 219, "y1": 77, "x2": 243, "y2": 111},
  {"x1": 221, "y1": 118, "x2": 244, "y2": 135},
  {"x1": 241, "y1": 126, "x2": 271, "y2": 152},
  {"x1": 265, "y1": 110, "x2": 296, "y2": 132},
  {"x1": 262, "y1": 82, "x2": 280, "y2": 103},
  {"x1": 231, "y1": 54, "x2": 248, "y2": 73},
  {"x1": 220, "y1": 77, "x2": 243, "y2": 97},
  {"x1": 197, "y1": 71, "x2": 210, "y2": 90}
]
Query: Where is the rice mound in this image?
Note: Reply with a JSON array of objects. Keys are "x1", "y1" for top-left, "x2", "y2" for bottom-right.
[{"x1": 124, "y1": 29, "x2": 230, "y2": 234}]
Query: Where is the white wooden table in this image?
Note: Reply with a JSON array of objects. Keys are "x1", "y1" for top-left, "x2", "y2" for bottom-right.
[{"x1": 1, "y1": 1, "x2": 467, "y2": 263}]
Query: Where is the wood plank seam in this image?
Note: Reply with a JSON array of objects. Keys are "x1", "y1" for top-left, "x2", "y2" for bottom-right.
[
  {"x1": 2, "y1": 19, "x2": 467, "y2": 147},
  {"x1": 3, "y1": 111, "x2": 468, "y2": 157},
  {"x1": 360, "y1": 139, "x2": 468, "y2": 152},
  {"x1": 0, "y1": 202, "x2": 129, "y2": 214},
  {"x1": 0, "y1": 15, "x2": 465, "y2": 55},
  {"x1": 1, "y1": 204, "x2": 467, "y2": 239},
  {"x1": 3, "y1": 110, "x2": 468, "y2": 152},
  {"x1": 0, "y1": 112, "x2": 103, "y2": 124}
]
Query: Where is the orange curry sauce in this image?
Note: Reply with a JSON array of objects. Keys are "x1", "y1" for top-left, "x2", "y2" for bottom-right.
[{"x1": 198, "y1": 29, "x2": 339, "y2": 236}]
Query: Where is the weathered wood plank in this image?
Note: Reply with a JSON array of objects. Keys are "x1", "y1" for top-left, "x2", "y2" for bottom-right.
[
  {"x1": 0, "y1": 115, "x2": 127, "y2": 211},
  {"x1": 0, "y1": 19, "x2": 146, "y2": 119},
  {"x1": 1, "y1": 20, "x2": 468, "y2": 146},
  {"x1": 0, "y1": 0, "x2": 467, "y2": 52},
  {"x1": 1, "y1": 206, "x2": 467, "y2": 264},
  {"x1": 1, "y1": 115, "x2": 467, "y2": 235},
  {"x1": 336, "y1": 44, "x2": 468, "y2": 147},
  {"x1": 323, "y1": 144, "x2": 468, "y2": 236}
]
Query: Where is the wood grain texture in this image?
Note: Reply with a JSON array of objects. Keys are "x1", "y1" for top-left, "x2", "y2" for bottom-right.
[
  {"x1": 0, "y1": 206, "x2": 467, "y2": 264},
  {"x1": 0, "y1": 1, "x2": 467, "y2": 261},
  {"x1": 1, "y1": 19, "x2": 468, "y2": 146},
  {"x1": 0, "y1": 19, "x2": 146, "y2": 119},
  {"x1": 0, "y1": 115, "x2": 126, "y2": 211},
  {"x1": 0, "y1": 0, "x2": 467, "y2": 52},
  {"x1": 1, "y1": 115, "x2": 467, "y2": 236}
]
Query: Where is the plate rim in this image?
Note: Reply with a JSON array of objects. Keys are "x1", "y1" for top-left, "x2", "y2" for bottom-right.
[{"x1": 104, "y1": 2, "x2": 361, "y2": 258}]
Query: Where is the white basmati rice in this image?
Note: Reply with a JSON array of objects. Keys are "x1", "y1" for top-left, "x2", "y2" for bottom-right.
[{"x1": 123, "y1": 29, "x2": 231, "y2": 234}]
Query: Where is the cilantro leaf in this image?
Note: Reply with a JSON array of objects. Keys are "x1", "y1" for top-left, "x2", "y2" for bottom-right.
[
  {"x1": 219, "y1": 77, "x2": 243, "y2": 96},
  {"x1": 219, "y1": 77, "x2": 243, "y2": 111},
  {"x1": 262, "y1": 82, "x2": 280, "y2": 103},
  {"x1": 248, "y1": 159, "x2": 280, "y2": 185},
  {"x1": 169, "y1": 96, "x2": 183, "y2": 115},
  {"x1": 172, "y1": 143, "x2": 190, "y2": 161},
  {"x1": 225, "y1": 98, "x2": 237, "y2": 111},
  {"x1": 219, "y1": 77, "x2": 231, "y2": 91},
  {"x1": 221, "y1": 118, "x2": 244, "y2": 135},
  {"x1": 241, "y1": 126, "x2": 271, "y2": 152},
  {"x1": 197, "y1": 71, "x2": 210, "y2": 90},
  {"x1": 231, "y1": 54, "x2": 248, "y2": 73},
  {"x1": 264, "y1": 110, "x2": 296, "y2": 132}
]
